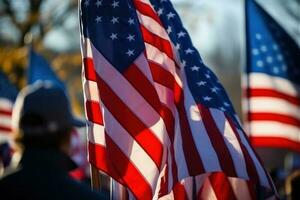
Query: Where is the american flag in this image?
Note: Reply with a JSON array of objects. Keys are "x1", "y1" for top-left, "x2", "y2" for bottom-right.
[
  {"x1": 244, "y1": 0, "x2": 300, "y2": 152},
  {"x1": 80, "y1": 0, "x2": 275, "y2": 198},
  {"x1": 0, "y1": 71, "x2": 17, "y2": 141}
]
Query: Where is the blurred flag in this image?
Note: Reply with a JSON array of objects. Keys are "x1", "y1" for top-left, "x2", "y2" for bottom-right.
[
  {"x1": 0, "y1": 71, "x2": 17, "y2": 139},
  {"x1": 80, "y1": 0, "x2": 275, "y2": 199},
  {"x1": 28, "y1": 49, "x2": 87, "y2": 180},
  {"x1": 28, "y1": 49, "x2": 66, "y2": 91},
  {"x1": 244, "y1": 0, "x2": 300, "y2": 152}
]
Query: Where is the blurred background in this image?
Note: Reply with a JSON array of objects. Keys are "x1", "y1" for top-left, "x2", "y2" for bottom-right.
[{"x1": 0, "y1": 0, "x2": 299, "y2": 197}]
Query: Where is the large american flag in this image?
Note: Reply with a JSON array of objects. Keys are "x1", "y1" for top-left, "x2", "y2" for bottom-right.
[
  {"x1": 80, "y1": 0, "x2": 275, "y2": 198},
  {"x1": 244, "y1": 0, "x2": 300, "y2": 152},
  {"x1": 0, "y1": 71, "x2": 17, "y2": 141}
]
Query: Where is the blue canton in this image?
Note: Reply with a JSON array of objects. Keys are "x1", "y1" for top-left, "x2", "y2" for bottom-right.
[
  {"x1": 149, "y1": 0, "x2": 238, "y2": 120},
  {"x1": 246, "y1": 0, "x2": 300, "y2": 85},
  {"x1": 80, "y1": 0, "x2": 144, "y2": 72}
]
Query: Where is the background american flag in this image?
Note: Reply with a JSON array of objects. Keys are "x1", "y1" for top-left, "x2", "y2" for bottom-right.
[
  {"x1": 80, "y1": 0, "x2": 275, "y2": 198},
  {"x1": 244, "y1": 0, "x2": 300, "y2": 153},
  {"x1": 0, "y1": 71, "x2": 17, "y2": 142}
]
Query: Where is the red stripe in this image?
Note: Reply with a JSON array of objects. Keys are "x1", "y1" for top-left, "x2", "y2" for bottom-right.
[
  {"x1": 149, "y1": 61, "x2": 175, "y2": 89},
  {"x1": 85, "y1": 100, "x2": 103, "y2": 125},
  {"x1": 141, "y1": 25, "x2": 174, "y2": 60},
  {"x1": 133, "y1": 0, "x2": 163, "y2": 26},
  {"x1": 124, "y1": 62, "x2": 179, "y2": 184},
  {"x1": 0, "y1": 110, "x2": 12, "y2": 116},
  {"x1": 96, "y1": 75, "x2": 163, "y2": 168},
  {"x1": 149, "y1": 59, "x2": 204, "y2": 175},
  {"x1": 105, "y1": 134, "x2": 153, "y2": 200},
  {"x1": 88, "y1": 142, "x2": 124, "y2": 184},
  {"x1": 198, "y1": 105, "x2": 237, "y2": 177},
  {"x1": 247, "y1": 88, "x2": 300, "y2": 106},
  {"x1": 250, "y1": 136, "x2": 300, "y2": 154},
  {"x1": 248, "y1": 112, "x2": 300, "y2": 127},
  {"x1": 209, "y1": 172, "x2": 238, "y2": 200},
  {"x1": 0, "y1": 125, "x2": 11, "y2": 133},
  {"x1": 84, "y1": 58, "x2": 97, "y2": 81},
  {"x1": 227, "y1": 116, "x2": 260, "y2": 185},
  {"x1": 173, "y1": 182, "x2": 189, "y2": 200}
]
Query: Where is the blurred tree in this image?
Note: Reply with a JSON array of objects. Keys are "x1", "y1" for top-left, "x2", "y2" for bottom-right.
[{"x1": 0, "y1": 0, "x2": 83, "y2": 115}]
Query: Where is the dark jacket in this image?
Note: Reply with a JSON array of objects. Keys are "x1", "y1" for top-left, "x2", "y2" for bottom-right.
[{"x1": 0, "y1": 149, "x2": 107, "y2": 200}]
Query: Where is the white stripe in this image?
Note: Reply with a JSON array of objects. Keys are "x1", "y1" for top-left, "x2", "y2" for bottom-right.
[
  {"x1": 247, "y1": 97, "x2": 300, "y2": 120},
  {"x1": 246, "y1": 121, "x2": 300, "y2": 141},
  {"x1": 87, "y1": 121, "x2": 105, "y2": 146},
  {"x1": 181, "y1": 72, "x2": 221, "y2": 172},
  {"x1": 136, "y1": 10, "x2": 169, "y2": 40},
  {"x1": 83, "y1": 79, "x2": 100, "y2": 102},
  {"x1": 154, "y1": 83, "x2": 175, "y2": 114},
  {"x1": 228, "y1": 177, "x2": 252, "y2": 200},
  {"x1": 247, "y1": 72, "x2": 300, "y2": 97},
  {"x1": 210, "y1": 108, "x2": 249, "y2": 179},
  {"x1": 181, "y1": 177, "x2": 193, "y2": 200},
  {"x1": 103, "y1": 105, "x2": 159, "y2": 193},
  {"x1": 173, "y1": 109, "x2": 189, "y2": 181},
  {"x1": 134, "y1": 53, "x2": 154, "y2": 83},
  {"x1": 0, "y1": 98, "x2": 13, "y2": 109},
  {"x1": 89, "y1": 40, "x2": 169, "y2": 146},
  {"x1": 145, "y1": 43, "x2": 182, "y2": 87},
  {"x1": 81, "y1": 37, "x2": 93, "y2": 58},
  {"x1": 0, "y1": 116, "x2": 11, "y2": 129},
  {"x1": 236, "y1": 128, "x2": 270, "y2": 188},
  {"x1": 200, "y1": 177, "x2": 218, "y2": 200}
]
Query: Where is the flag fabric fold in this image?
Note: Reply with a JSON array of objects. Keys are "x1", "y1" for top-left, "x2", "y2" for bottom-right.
[
  {"x1": 80, "y1": 0, "x2": 276, "y2": 199},
  {"x1": 244, "y1": 0, "x2": 300, "y2": 153}
]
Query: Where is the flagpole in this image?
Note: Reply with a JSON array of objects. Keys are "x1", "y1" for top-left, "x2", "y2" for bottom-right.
[{"x1": 90, "y1": 165, "x2": 101, "y2": 191}]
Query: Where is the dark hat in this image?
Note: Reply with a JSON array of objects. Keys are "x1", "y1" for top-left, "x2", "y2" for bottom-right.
[{"x1": 12, "y1": 81, "x2": 85, "y2": 134}]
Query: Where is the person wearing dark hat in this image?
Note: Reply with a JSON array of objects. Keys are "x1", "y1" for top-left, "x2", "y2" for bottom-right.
[{"x1": 0, "y1": 81, "x2": 107, "y2": 200}]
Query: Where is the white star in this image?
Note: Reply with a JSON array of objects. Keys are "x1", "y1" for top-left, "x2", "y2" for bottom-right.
[
  {"x1": 127, "y1": 34, "x2": 135, "y2": 41},
  {"x1": 205, "y1": 74, "x2": 211, "y2": 79},
  {"x1": 197, "y1": 81, "x2": 206, "y2": 86},
  {"x1": 219, "y1": 107, "x2": 226, "y2": 112},
  {"x1": 167, "y1": 12, "x2": 175, "y2": 19},
  {"x1": 167, "y1": 26, "x2": 172, "y2": 34},
  {"x1": 181, "y1": 60, "x2": 186, "y2": 67},
  {"x1": 255, "y1": 33, "x2": 262, "y2": 40},
  {"x1": 256, "y1": 60, "x2": 264, "y2": 67},
  {"x1": 110, "y1": 33, "x2": 118, "y2": 40},
  {"x1": 260, "y1": 45, "x2": 267, "y2": 52},
  {"x1": 191, "y1": 65, "x2": 200, "y2": 71},
  {"x1": 252, "y1": 48, "x2": 259, "y2": 55},
  {"x1": 273, "y1": 66, "x2": 279, "y2": 74},
  {"x1": 211, "y1": 87, "x2": 219, "y2": 93},
  {"x1": 95, "y1": 0, "x2": 102, "y2": 7},
  {"x1": 203, "y1": 96, "x2": 212, "y2": 101},
  {"x1": 84, "y1": 0, "x2": 89, "y2": 7},
  {"x1": 175, "y1": 43, "x2": 181, "y2": 50},
  {"x1": 128, "y1": 18, "x2": 135, "y2": 25},
  {"x1": 126, "y1": 49, "x2": 135, "y2": 56},
  {"x1": 112, "y1": 1, "x2": 119, "y2": 8},
  {"x1": 266, "y1": 56, "x2": 273, "y2": 63},
  {"x1": 185, "y1": 48, "x2": 194, "y2": 54},
  {"x1": 177, "y1": 31, "x2": 186, "y2": 38},
  {"x1": 277, "y1": 54, "x2": 283, "y2": 61},
  {"x1": 157, "y1": 8, "x2": 163, "y2": 16},
  {"x1": 111, "y1": 17, "x2": 119, "y2": 24},
  {"x1": 273, "y1": 44, "x2": 278, "y2": 50},
  {"x1": 95, "y1": 16, "x2": 102, "y2": 23},
  {"x1": 223, "y1": 102, "x2": 230, "y2": 107}
]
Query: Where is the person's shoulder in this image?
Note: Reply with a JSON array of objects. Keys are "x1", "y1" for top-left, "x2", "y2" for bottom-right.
[{"x1": 60, "y1": 176, "x2": 109, "y2": 200}]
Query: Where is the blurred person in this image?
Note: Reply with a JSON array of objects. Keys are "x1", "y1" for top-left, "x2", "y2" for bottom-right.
[
  {"x1": 0, "y1": 81, "x2": 107, "y2": 200},
  {"x1": 285, "y1": 170, "x2": 300, "y2": 200}
]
